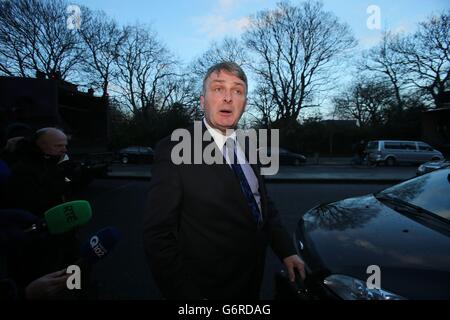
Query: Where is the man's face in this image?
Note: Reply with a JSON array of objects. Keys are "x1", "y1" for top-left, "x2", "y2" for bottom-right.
[
  {"x1": 201, "y1": 70, "x2": 247, "y2": 134},
  {"x1": 37, "y1": 133, "x2": 68, "y2": 157}
]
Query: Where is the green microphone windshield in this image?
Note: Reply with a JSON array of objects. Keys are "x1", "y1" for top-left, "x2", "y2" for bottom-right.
[{"x1": 44, "y1": 200, "x2": 92, "y2": 234}]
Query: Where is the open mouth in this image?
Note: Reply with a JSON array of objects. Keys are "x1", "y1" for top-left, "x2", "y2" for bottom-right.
[{"x1": 219, "y1": 110, "x2": 232, "y2": 116}]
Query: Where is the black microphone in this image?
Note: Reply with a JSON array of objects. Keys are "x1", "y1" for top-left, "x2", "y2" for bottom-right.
[{"x1": 76, "y1": 227, "x2": 121, "y2": 267}]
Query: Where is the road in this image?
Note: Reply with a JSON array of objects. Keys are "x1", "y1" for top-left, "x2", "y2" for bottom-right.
[{"x1": 76, "y1": 179, "x2": 393, "y2": 299}]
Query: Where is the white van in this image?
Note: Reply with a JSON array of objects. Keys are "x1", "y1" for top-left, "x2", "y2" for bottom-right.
[{"x1": 366, "y1": 140, "x2": 444, "y2": 166}]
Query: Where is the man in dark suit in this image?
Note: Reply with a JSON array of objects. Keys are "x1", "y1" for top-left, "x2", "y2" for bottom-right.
[{"x1": 143, "y1": 61, "x2": 305, "y2": 300}]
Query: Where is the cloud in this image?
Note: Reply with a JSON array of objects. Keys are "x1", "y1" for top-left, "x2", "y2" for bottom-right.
[
  {"x1": 358, "y1": 33, "x2": 383, "y2": 49},
  {"x1": 193, "y1": 14, "x2": 251, "y2": 39},
  {"x1": 218, "y1": 0, "x2": 238, "y2": 12},
  {"x1": 191, "y1": 0, "x2": 252, "y2": 39}
]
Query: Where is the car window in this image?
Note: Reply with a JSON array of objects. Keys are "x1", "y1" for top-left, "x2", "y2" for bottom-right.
[
  {"x1": 384, "y1": 142, "x2": 401, "y2": 150},
  {"x1": 418, "y1": 144, "x2": 433, "y2": 151},
  {"x1": 402, "y1": 143, "x2": 416, "y2": 150},
  {"x1": 380, "y1": 169, "x2": 450, "y2": 221}
]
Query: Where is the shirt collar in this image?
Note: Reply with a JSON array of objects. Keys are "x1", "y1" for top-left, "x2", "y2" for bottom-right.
[{"x1": 203, "y1": 118, "x2": 236, "y2": 151}]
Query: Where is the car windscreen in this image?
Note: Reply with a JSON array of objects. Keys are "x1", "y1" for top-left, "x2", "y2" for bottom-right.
[{"x1": 379, "y1": 169, "x2": 450, "y2": 222}]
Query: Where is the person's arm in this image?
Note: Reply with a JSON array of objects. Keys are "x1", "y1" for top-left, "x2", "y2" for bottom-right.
[{"x1": 143, "y1": 139, "x2": 203, "y2": 299}]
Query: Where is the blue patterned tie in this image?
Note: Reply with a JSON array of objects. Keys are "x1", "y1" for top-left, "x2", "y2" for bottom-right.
[{"x1": 224, "y1": 139, "x2": 263, "y2": 226}]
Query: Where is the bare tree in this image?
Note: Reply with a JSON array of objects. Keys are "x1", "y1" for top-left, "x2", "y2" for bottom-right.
[
  {"x1": 243, "y1": 1, "x2": 356, "y2": 123},
  {"x1": 360, "y1": 31, "x2": 411, "y2": 110},
  {"x1": 115, "y1": 24, "x2": 177, "y2": 118},
  {"x1": 157, "y1": 73, "x2": 202, "y2": 118},
  {"x1": 79, "y1": 8, "x2": 128, "y2": 97},
  {"x1": 247, "y1": 83, "x2": 277, "y2": 128},
  {"x1": 0, "y1": 0, "x2": 83, "y2": 79},
  {"x1": 190, "y1": 37, "x2": 249, "y2": 82},
  {"x1": 333, "y1": 78, "x2": 392, "y2": 128},
  {"x1": 392, "y1": 11, "x2": 450, "y2": 108}
]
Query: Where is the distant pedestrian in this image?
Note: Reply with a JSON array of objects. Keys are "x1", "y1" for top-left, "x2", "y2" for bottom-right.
[{"x1": 355, "y1": 140, "x2": 366, "y2": 165}]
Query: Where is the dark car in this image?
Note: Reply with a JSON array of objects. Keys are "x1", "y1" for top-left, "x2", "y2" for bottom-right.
[
  {"x1": 416, "y1": 159, "x2": 450, "y2": 176},
  {"x1": 260, "y1": 147, "x2": 306, "y2": 166},
  {"x1": 277, "y1": 168, "x2": 450, "y2": 300},
  {"x1": 117, "y1": 146, "x2": 154, "y2": 164}
]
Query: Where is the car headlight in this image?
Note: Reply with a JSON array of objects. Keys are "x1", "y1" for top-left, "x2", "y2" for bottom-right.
[{"x1": 323, "y1": 274, "x2": 405, "y2": 300}]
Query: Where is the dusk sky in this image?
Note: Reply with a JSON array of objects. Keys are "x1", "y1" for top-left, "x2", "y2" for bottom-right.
[{"x1": 75, "y1": 0, "x2": 449, "y2": 64}]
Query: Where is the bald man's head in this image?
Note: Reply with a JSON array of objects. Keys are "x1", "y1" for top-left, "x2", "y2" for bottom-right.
[{"x1": 35, "y1": 128, "x2": 68, "y2": 157}]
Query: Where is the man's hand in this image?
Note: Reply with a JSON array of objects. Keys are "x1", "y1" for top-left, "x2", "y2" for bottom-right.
[
  {"x1": 25, "y1": 269, "x2": 70, "y2": 300},
  {"x1": 283, "y1": 255, "x2": 306, "y2": 282}
]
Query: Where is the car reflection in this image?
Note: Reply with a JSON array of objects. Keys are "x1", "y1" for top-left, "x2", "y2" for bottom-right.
[{"x1": 276, "y1": 169, "x2": 450, "y2": 300}]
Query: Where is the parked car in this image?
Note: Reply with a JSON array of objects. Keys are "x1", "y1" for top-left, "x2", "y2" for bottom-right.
[
  {"x1": 116, "y1": 146, "x2": 154, "y2": 164},
  {"x1": 276, "y1": 168, "x2": 450, "y2": 300},
  {"x1": 365, "y1": 140, "x2": 444, "y2": 166},
  {"x1": 416, "y1": 159, "x2": 450, "y2": 176},
  {"x1": 259, "y1": 147, "x2": 307, "y2": 166}
]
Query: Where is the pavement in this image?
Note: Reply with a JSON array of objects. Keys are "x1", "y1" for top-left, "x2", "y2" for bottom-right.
[{"x1": 105, "y1": 157, "x2": 418, "y2": 183}]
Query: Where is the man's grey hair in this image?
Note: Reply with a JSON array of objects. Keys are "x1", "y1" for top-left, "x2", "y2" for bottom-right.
[
  {"x1": 202, "y1": 61, "x2": 248, "y2": 96},
  {"x1": 34, "y1": 127, "x2": 65, "y2": 141}
]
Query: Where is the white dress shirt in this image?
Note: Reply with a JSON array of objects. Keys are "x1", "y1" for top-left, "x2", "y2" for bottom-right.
[{"x1": 203, "y1": 118, "x2": 262, "y2": 213}]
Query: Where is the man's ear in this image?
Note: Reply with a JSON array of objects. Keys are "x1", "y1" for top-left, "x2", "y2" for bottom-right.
[{"x1": 200, "y1": 95, "x2": 205, "y2": 110}]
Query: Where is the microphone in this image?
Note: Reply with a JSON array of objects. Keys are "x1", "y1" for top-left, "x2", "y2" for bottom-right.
[
  {"x1": 78, "y1": 227, "x2": 121, "y2": 265},
  {"x1": 24, "y1": 200, "x2": 92, "y2": 234}
]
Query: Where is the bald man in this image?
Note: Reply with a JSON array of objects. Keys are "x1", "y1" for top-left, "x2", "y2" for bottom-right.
[
  {"x1": 2, "y1": 128, "x2": 86, "y2": 299},
  {"x1": 35, "y1": 128, "x2": 68, "y2": 161},
  {"x1": 3, "y1": 127, "x2": 72, "y2": 215}
]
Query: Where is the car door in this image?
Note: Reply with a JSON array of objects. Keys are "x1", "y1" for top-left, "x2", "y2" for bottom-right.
[
  {"x1": 417, "y1": 143, "x2": 435, "y2": 162},
  {"x1": 400, "y1": 142, "x2": 417, "y2": 163}
]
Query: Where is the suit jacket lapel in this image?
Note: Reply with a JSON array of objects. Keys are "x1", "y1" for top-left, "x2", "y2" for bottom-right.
[
  {"x1": 199, "y1": 122, "x2": 250, "y2": 209},
  {"x1": 197, "y1": 122, "x2": 268, "y2": 224}
]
